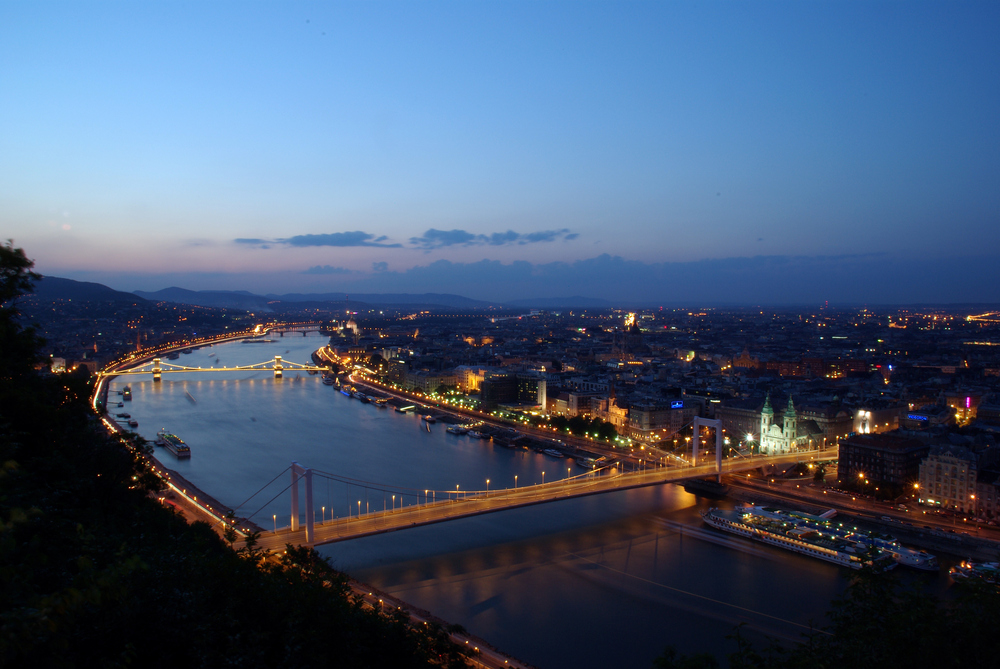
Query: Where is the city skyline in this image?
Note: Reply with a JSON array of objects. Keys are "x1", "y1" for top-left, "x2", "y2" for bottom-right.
[{"x1": 3, "y1": 1, "x2": 999, "y2": 303}]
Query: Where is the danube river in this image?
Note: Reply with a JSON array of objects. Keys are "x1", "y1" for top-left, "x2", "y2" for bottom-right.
[{"x1": 118, "y1": 333, "x2": 949, "y2": 669}]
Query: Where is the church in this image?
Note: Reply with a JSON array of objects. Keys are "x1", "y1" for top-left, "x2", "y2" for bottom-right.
[{"x1": 759, "y1": 394, "x2": 811, "y2": 455}]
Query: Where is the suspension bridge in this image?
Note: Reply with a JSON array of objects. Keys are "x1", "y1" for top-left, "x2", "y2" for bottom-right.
[
  {"x1": 98, "y1": 355, "x2": 328, "y2": 380},
  {"x1": 234, "y1": 445, "x2": 839, "y2": 551}
]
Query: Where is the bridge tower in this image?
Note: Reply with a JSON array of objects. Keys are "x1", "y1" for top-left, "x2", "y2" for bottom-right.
[
  {"x1": 290, "y1": 462, "x2": 315, "y2": 543},
  {"x1": 692, "y1": 417, "x2": 724, "y2": 483},
  {"x1": 273, "y1": 355, "x2": 283, "y2": 378},
  {"x1": 152, "y1": 358, "x2": 161, "y2": 382}
]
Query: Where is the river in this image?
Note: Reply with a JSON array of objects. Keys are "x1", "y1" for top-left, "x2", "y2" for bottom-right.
[{"x1": 118, "y1": 333, "x2": 951, "y2": 669}]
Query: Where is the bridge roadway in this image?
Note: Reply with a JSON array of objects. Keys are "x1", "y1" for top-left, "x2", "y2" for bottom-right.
[{"x1": 250, "y1": 446, "x2": 839, "y2": 551}]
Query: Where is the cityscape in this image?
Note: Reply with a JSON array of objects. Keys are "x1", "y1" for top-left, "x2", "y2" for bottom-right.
[
  {"x1": 9, "y1": 271, "x2": 1000, "y2": 666},
  {"x1": 4, "y1": 2, "x2": 1000, "y2": 667}
]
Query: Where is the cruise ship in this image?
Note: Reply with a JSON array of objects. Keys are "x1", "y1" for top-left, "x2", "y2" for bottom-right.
[
  {"x1": 702, "y1": 506, "x2": 899, "y2": 571},
  {"x1": 156, "y1": 431, "x2": 191, "y2": 458}
]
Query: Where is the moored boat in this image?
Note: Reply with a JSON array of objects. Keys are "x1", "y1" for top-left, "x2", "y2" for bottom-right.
[
  {"x1": 949, "y1": 560, "x2": 1000, "y2": 583},
  {"x1": 702, "y1": 506, "x2": 897, "y2": 571},
  {"x1": 156, "y1": 431, "x2": 191, "y2": 458},
  {"x1": 446, "y1": 426, "x2": 468, "y2": 435},
  {"x1": 542, "y1": 448, "x2": 565, "y2": 458}
]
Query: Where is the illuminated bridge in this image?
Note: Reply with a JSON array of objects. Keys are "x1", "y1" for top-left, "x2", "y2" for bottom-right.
[
  {"x1": 98, "y1": 355, "x2": 327, "y2": 380},
  {"x1": 235, "y1": 446, "x2": 840, "y2": 551}
]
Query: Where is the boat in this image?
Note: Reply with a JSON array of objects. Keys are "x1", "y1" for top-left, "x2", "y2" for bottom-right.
[
  {"x1": 340, "y1": 388, "x2": 353, "y2": 398},
  {"x1": 357, "y1": 394, "x2": 371, "y2": 403},
  {"x1": 127, "y1": 419, "x2": 138, "y2": 428},
  {"x1": 181, "y1": 349, "x2": 192, "y2": 354},
  {"x1": 949, "y1": 560, "x2": 1000, "y2": 584},
  {"x1": 322, "y1": 375, "x2": 336, "y2": 386},
  {"x1": 373, "y1": 397, "x2": 389, "y2": 406},
  {"x1": 116, "y1": 402, "x2": 124, "y2": 408},
  {"x1": 701, "y1": 506, "x2": 898, "y2": 571},
  {"x1": 395, "y1": 405, "x2": 415, "y2": 414},
  {"x1": 422, "y1": 415, "x2": 436, "y2": 423},
  {"x1": 468, "y1": 430, "x2": 486, "y2": 439},
  {"x1": 576, "y1": 457, "x2": 597, "y2": 469},
  {"x1": 122, "y1": 386, "x2": 132, "y2": 401},
  {"x1": 156, "y1": 431, "x2": 191, "y2": 458},
  {"x1": 447, "y1": 426, "x2": 468, "y2": 435},
  {"x1": 543, "y1": 448, "x2": 565, "y2": 458},
  {"x1": 849, "y1": 530, "x2": 938, "y2": 571},
  {"x1": 115, "y1": 412, "x2": 131, "y2": 419}
]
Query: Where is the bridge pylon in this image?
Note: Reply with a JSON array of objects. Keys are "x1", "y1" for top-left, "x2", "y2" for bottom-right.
[
  {"x1": 274, "y1": 355, "x2": 283, "y2": 378},
  {"x1": 290, "y1": 462, "x2": 315, "y2": 543},
  {"x1": 152, "y1": 358, "x2": 161, "y2": 382},
  {"x1": 692, "y1": 416, "x2": 723, "y2": 483}
]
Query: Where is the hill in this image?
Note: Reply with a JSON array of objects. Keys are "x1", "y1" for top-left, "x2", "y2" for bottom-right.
[{"x1": 31, "y1": 276, "x2": 150, "y2": 305}]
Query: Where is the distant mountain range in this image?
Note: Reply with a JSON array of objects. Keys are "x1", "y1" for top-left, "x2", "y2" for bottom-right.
[
  {"x1": 31, "y1": 276, "x2": 150, "y2": 305},
  {"x1": 32, "y1": 277, "x2": 612, "y2": 312},
  {"x1": 133, "y1": 287, "x2": 273, "y2": 311}
]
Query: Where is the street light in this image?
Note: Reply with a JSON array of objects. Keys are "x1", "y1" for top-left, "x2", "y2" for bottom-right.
[
  {"x1": 486, "y1": 479, "x2": 490, "y2": 495},
  {"x1": 515, "y1": 475, "x2": 518, "y2": 489},
  {"x1": 273, "y1": 514, "x2": 276, "y2": 532},
  {"x1": 542, "y1": 471, "x2": 545, "y2": 484}
]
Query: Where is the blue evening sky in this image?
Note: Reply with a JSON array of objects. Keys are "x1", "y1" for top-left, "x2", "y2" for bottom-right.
[{"x1": 2, "y1": 1, "x2": 999, "y2": 304}]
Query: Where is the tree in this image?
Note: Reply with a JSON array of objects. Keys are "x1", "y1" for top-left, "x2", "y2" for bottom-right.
[{"x1": 0, "y1": 241, "x2": 43, "y2": 379}]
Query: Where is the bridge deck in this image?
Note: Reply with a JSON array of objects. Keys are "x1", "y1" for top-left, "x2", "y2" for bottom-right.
[{"x1": 249, "y1": 447, "x2": 838, "y2": 551}]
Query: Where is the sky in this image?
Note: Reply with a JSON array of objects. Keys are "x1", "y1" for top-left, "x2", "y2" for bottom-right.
[{"x1": 2, "y1": 1, "x2": 999, "y2": 305}]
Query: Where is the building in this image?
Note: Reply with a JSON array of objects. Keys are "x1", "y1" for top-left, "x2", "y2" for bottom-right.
[
  {"x1": 627, "y1": 399, "x2": 700, "y2": 444},
  {"x1": 838, "y1": 433, "x2": 929, "y2": 489},
  {"x1": 918, "y1": 445, "x2": 977, "y2": 513},
  {"x1": 759, "y1": 395, "x2": 812, "y2": 455},
  {"x1": 479, "y1": 372, "x2": 546, "y2": 410}
]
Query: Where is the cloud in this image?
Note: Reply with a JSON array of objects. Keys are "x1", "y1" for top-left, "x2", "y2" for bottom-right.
[
  {"x1": 283, "y1": 232, "x2": 402, "y2": 248},
  {"x1": 233, "y1": 232, "x2": 402, "y2": 249},
  {"x1": 303, "y1": 265, "x2": 354, "y2": 275},
  {"x1": 408, "y1": 229, "x2": 479, "y2": 248},
  {"x1": 372, "y1": 261, "x2": 388, "y2": 272},
  {"x1": 409, "y1": 228, "x2": 577, "y2": 250}
]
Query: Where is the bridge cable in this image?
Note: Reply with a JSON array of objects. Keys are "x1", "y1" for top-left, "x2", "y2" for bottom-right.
[
  {"x1": 243, "y1": 479, "x2": 298, "y2": 524},
  {"x1": 232, "y1": 465, "x2": 292, "y2": 513}
]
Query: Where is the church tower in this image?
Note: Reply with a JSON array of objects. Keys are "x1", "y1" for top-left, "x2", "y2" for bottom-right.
[
  {"x1": 759, "y1": 393, "x2": 774, "y2": 453},
  {"x1": 761, "y1": 394, "x2": 774, "y2": 435},
  {"x1": 783, "y1": 396, "x2": 797, "y2": 442}
]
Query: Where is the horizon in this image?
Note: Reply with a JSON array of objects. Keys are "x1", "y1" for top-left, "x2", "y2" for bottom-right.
[
  {"x1": 4, "y1": 1, "x2": 999, "y2": 303},
  {"x1": 34, "y1": 272, "x2": 1000, "y2": 310}
]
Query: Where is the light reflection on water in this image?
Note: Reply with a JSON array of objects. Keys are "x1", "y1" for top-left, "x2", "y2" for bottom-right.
[{"x1": 119, "y1": 333, "x2": 886, "y2": 668}]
